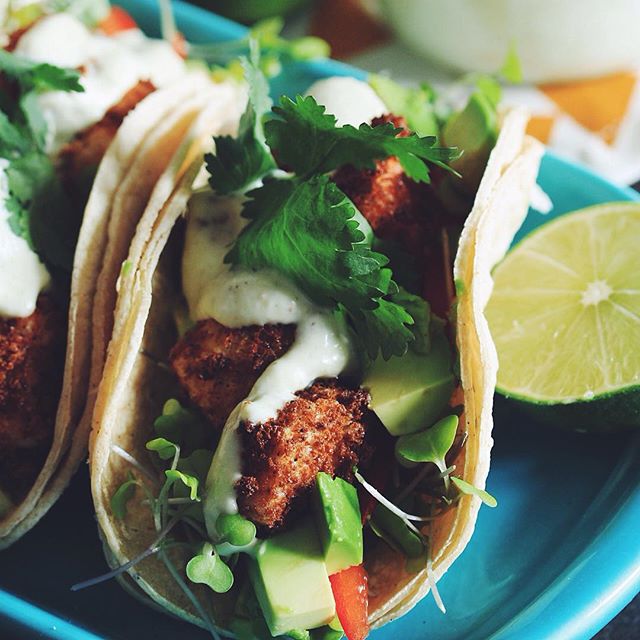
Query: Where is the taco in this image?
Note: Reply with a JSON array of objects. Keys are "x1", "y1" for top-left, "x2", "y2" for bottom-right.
[
  {"x1": 89, "y1": 64, "x2": 543, "y2": 639},
  {"x1": 0, "y1": 3, "x2": 239, "y2": 546}
]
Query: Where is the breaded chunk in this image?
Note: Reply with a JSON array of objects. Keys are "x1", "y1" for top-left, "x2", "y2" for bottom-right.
[
  {"x1": 169, "y1": 319, "x2": 295, "y2": 431},
  {"x1": 333, "y1": 114, "x2": 434, "y2": 258},
  {"x1": 57, "y1": 80, "x2": 155, "y2": 188},
  {"x1": 236, "y1": 380, "x2": 370, "y2": 532},
  {"x1": 0, "y1": 295, "x2": 66, "y2": 501}
]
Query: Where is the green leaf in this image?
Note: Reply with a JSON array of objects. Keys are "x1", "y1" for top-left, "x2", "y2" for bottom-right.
[
  {"x1": 227, "y1": 176, "x2": 416, "y2": 358},
  {"x1": 146, "y1": 437, "x2": 178, "y2": 461},
  {"x1": 153, "y1": 398, "x2": 210, "y2": 453},
  {"x1": 5, "y1": 151, "x2": 77, "y2": 270},
  {"x1": 177, "y1": 449, "x2": 214, "y2": 483},
  {"x1": 369, "y1": 74, "x2": 439, "y2": 137},
  {"x1": 186, "y1": 543, "x2": 234, "y2": 593},
  {"x1": 369, "y1": 503, "x2": 426, "y2": 559},
  {"x1": 216, "y1": 513, "x2": 256, "y2": 547},
  {"x1": 165, "y1": 469, "x2": 200, "y2": 502},
  {"x1": 392, "y1": 288, "x2": 431, "y2": 354},
  {"x1": 265, "y1": 95, "x2": 459, "y2": 181},
  {"x1": 500, "y1": 41, "x2": 523, "y2": 84},
  {"x1": 395, "y1": 414, "x2": 459, "y2": 472},
  {"x1": 110, "y1": 473, "x2": 138, "y2": 519},
  {"x1": 451, "y1": 476, "x2": 497, "y2": 507},
  {"x1": 0, "y1": 50, "x2": 84, "y2": 94},
  {"x1": 206, "y1": 42, "x2": 275, "y2": 194}
]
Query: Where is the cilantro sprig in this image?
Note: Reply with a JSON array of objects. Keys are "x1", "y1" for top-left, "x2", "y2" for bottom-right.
[
  {"x1": 208, "y1": 52, "x2": 459, "y2": 359},
  {"x1": 0, "y1": 49, "x2": 84, "y2": 271}
]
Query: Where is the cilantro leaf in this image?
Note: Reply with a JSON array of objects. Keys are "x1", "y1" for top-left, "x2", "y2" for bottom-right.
[
  {"x1": 5, "y1": 152, "x2": 77, "y2": 270},
  {"x1": 227, "y1": 176, "x2": 418, "y2": 358},
  {"x1": 500, "y1": 41, "x2": 523, "y2": 84},
  {"x1": 265, "y1": 95, "x2": 460, "y2": 181},
  {"x1": 0, "y1": 50, "x2": 84, "y2": 95},
  {"x1": 206, "y1": 42, "x2": 275, "y2": 194},
  {"x1": 391, "y1": 288, "x2": 431, "y2": 354}
]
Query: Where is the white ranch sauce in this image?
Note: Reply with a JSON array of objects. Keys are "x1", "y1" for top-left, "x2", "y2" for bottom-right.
[
  {"x1": 0, "y1": 160, "x2": 50, "y2": 317},
  {"x1": 189, "y1": 77, "x2": 386, "y2": 539},
  {"x1": 14, "y1": 13, "x2": 185, "y2": 153},
  {"x1": 1, "y1": 12, "x2": 186, "y2": 318},
  {"x1": 183, "y1": 189, "x2": 353, "y2": 539}
]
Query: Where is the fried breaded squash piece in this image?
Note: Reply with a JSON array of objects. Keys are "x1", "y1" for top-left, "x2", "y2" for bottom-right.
[
  {"x1": 333, "y1": 114, "x2": 434, "y2": 257},
  {"x1": 236, "y1": 380, "x2": 370, "y2": 532},
  {"x1": 57, "y1": 80, "x2": 155, "y2": 188},
  {"x1": 0, "y1": 295, "x2": 66, "y2": 501},
  {"x1": 169, "y1": 319, "x2": 295, "y2": 431}
]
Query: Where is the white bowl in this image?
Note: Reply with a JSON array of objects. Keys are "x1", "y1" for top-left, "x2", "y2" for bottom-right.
[{"x1": 380, "y1": 0, "x2": 640, "y2": 83}]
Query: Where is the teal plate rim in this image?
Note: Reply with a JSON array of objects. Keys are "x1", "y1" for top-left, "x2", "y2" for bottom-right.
[{"x1": 1, "y1": 1, "x2": 639, "y2": 639}]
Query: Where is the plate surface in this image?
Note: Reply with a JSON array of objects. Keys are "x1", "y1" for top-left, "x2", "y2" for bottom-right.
[{"x1": 1, "y1": 1, "x2": 639, "y2": 639}]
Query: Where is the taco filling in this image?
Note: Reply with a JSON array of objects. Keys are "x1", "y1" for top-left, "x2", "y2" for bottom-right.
[
  {"x1": 0, "y1": 5, "x2": 184, "y2": 514},
  {"x1": 99, "y1": 60, "x2": 513, "y2": 640}
]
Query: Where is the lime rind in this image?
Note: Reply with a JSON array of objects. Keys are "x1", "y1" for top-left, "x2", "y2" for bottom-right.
[{"x1": 487, "y1": 202, "x2": 640, "y2": 429}]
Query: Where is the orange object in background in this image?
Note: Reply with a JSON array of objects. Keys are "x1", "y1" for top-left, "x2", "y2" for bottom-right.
[
  {"x1": 310, "y1": 0, "x2": 390, "y2": 59},
  {"x1": 541, "y1": 72, "x2": 637, "y2": 145},
  {"x1": 97, "y1": 6, "x2": 138, "y2": 34}
]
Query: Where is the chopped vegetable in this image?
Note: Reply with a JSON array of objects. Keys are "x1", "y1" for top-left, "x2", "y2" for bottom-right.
[
  {"x1": 329, "y1": 565, "x2": 369, "y2": 640},
  {"x1": 97, "y1": 6, "x2": 137, "y2": 35}
]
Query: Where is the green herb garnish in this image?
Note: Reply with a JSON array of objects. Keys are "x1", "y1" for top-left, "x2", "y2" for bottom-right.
[
  {"x1": 186, "y1": 542, "x2": 234, "y2": 593},
  {"x1": 216, "y1": 513, "x2": 257, "y2": 547},
  {"x1": 208, "y1": 54, "x2": 459, "y2": 359},
  {"x1": 110, "y1": 472, "x2": 138, "y2": 520},
  {"x1": 0, "y1": 50, "x2": 84, "y2": 271},
  {"x1": 451, "y1": 476, "x2": 497, "y2": 508}
]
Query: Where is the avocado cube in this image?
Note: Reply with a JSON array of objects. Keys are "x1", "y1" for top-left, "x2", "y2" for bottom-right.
[
  {"x1": 442, "y1": 90, "x2": 498, "y2": 192},
  {"x1": 249, "y1": 520, "x2": 335, "y2": 636},
  {"x1": 314, "y1": 473, "x2": 363, "y2": 575},
  {"x1": 363, "y1": 328, "x2": 454, "y2": 436}
]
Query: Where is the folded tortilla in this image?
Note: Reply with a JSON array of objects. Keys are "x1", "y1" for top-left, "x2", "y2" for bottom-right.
[
  {"x1": 0, "y1": 73, "x2": 239, "y2": 548},
  {"x1": 88, "y1": 105, "x2": 543, "y2": 630}
]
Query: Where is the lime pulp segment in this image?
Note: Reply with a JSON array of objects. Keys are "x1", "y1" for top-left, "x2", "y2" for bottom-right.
[{"x1": 486, "y1": 202, "x2": 640, "y2": 404}]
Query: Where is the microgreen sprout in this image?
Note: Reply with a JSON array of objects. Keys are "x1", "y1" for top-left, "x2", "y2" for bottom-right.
[
  {"x1": 451, "y1": 476, "x2": 497, "y2": 508},
  {"x1": 216, "y1": 513, "x2": 257, "y2": 547},
  {"x1": 110, "y1": 471, "x2": 138, "y2": 519},
  {"x1": 110, "y1": 444, "x2": 155, "y2": 481},
  {"x1": 146, "y1": 437, "x2": 179, "y2": 462},
  {"x1": 395, "y1": 415, "x2": 459, "y2": 492},
  {"x1": 186, "y1": 542, "x2": 234, "y2": 594}
]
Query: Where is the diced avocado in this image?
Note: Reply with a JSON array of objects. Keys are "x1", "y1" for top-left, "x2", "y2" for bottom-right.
[
  {"x1": 249, "y1": 520, "x2": 336, "y2": 637},
  {"x1": 363, "y1": 329, "x2": 454, "y2": 436},
  {"x1": 442, "y1": 91, "x2": 498, "y2": 193},
  {"x1": 313, "y1": 473, "x2": 363, "y2": 575}
]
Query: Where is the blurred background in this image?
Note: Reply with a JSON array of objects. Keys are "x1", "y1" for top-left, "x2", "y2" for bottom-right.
[{"x1": 205, "y1": 0, "x2": 640, "y2": 191}]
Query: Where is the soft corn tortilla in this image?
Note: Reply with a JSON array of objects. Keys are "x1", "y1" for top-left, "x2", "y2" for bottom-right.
[
  {"x1": 0, "y1": 74, "x2": 231, "y2": 548},
  {"x1": 89, "y1": 107, "x2": 543, "y2": 629}
]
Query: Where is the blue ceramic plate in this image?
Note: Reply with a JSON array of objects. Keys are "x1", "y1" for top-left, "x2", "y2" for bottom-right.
[{"x1": 1, "y1": 1, "x2": 639, "y2": 638}]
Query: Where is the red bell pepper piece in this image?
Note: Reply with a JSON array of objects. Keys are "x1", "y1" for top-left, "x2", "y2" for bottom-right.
[
  {"x1": 98, "y1": 6, "x2": 138, "y2": 35},
  {"x1": 329, "y1": 564, "x2": 370, "y2": 640}
]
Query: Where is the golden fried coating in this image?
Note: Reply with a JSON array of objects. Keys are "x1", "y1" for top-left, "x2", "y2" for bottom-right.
[
  {"x1": 169, "y1": 319, "x2": 295, "y2": 431},
  {"x1": 0, "y1": 295, "x2": 66, "y2": 501},
  {"x1": 236, "y1": 380, "x2": 371, "y2": 532},
  {"x1": 333, "y1": 114, "x2": 435, "y2": 258},
  {"x1": 57, "y1": 80, "x2": 155, "y2": 188}
]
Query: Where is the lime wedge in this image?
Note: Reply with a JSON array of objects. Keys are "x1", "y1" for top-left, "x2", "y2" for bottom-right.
[{"x1": 486, "y1": 202, "x2": 640, "y2": 431}]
